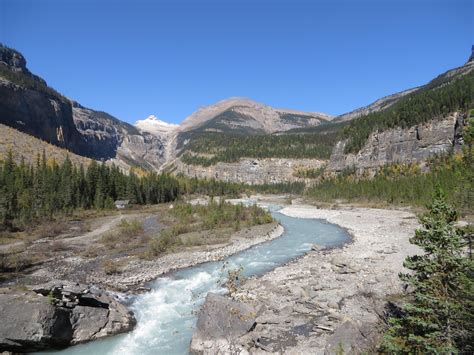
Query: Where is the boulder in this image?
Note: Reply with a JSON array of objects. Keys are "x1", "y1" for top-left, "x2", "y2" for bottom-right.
[
  {"x1": 190, "y1": 293, "x2": 257, "y2": 354},
  {"x1": 0, "y1": 293, "x2": 72, "y2": 352},
  {"x1": 0, "y1": 282, "x2": 136, "y2": 352}
]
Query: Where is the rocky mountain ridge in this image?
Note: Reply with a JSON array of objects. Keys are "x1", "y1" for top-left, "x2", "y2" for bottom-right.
[
  {"x1": 0, "y1": 44, "x2": 172, "y2": 171},
  {"x1": 179, "y1": 97, "x2": 332, "y2": 134},
  {"x1": 335, "y1": 53, "x2": 474, "y2": 122},
  {"x1": 0, "y1": 45, "x2": 330, "y2": 171},
  {"x1": 1, "y1": 43, "x2": 472, "y2": 180}
]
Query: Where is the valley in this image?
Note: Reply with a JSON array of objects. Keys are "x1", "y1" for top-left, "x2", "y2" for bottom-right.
[{"x1": 0, "y1": 41, "x2": 473, "y2": 354}]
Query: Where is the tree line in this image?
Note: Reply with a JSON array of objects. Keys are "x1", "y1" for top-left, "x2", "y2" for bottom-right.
[
  {"x1": 0, "y1": 150, "x2": 180, "y2": 230},
  {"x1": 179, "y1": 129, "x2": 338, "y2": 166}
]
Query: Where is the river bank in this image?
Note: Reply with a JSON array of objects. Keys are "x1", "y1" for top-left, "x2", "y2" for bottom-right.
[
  {"x1": 0, "y1": 222, "x2": 283, "y2": 353},
  {"x1": 191, "y1": 204, "x2": 421, "y2": 353},
  {"x1": 20, "y1": 222, "x2": 283, "y2": 293}
]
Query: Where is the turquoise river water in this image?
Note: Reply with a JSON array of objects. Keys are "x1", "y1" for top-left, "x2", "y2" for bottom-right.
[{"x1": 44, "y1": 204, "x2": 350, "y2": 355}]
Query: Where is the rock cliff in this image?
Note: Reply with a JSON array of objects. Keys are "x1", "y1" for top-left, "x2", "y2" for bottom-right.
[
  {"x1": 0, "y1": 75, "x2": 87, "y2": 154},
  {"x1": 72, "y1": 103, "x2": 168, "y2": 170},
  {"x1": 327, "y1": 112, "x2": 465, "y2": 173},
  {"x1": 174, "y1": 157, "x2": 325, "y2": 185},
  {"x1": 0, "y1": 44, "x2": 169, "y2": 171}
]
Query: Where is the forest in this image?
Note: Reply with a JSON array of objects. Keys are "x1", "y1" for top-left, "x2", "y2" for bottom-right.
[
  {"x1": 0, "y1": 150, "x2": 180, "y2": 230},
  {"x1": 179, "y1": 123, "x2": 339, "y2": 166},
  {"x1": 0, "y1": 149, "x2": 307, "y2": 231}
]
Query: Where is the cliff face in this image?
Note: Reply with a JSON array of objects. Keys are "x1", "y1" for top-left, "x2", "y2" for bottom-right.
[
  {"x1": 327, "y1": 113, "x2": 465, "y2": 173},
  {"x1": 174, "y1": 157, "x2": 325, "y2": 185},
  {"x1": 0, "y1": 45, "x2": 168, "y2": 171},
  {"x1": 0, "y1": 77, "x2": 87, "y2": 153},
  {"x1": 72, "y1": 104, "x2": 169, "y2": 170}
]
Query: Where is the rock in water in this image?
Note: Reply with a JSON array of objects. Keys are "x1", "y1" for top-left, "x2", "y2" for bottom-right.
[
  {"x1": 190, "y1": 293, "x2": 257, "y2": 354},
  {"x1": 0, "y1": 281, "x2": 136, "y2": 353}
]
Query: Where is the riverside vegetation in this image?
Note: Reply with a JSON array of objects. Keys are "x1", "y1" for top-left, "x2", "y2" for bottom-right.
[{"x1": 146, "y1": 199, "x2": 274, "y2": 257}]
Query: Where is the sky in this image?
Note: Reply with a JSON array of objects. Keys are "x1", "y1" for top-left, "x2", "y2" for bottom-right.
[{"x1": 1, "y1": 0, "x2": 472, "y2": 124}]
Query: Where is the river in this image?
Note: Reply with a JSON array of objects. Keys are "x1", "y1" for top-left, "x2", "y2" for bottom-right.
[{"x1": 46, "y1": 204, "x2": 350, "y2": 354}]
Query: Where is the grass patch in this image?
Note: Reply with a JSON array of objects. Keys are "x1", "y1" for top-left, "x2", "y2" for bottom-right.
[
  {"x1": 100, "y1": 219, "x2": 145, "y2": 252},
  {"x1": 145, "y1": 199, "x2": 273, "y2": 258}
]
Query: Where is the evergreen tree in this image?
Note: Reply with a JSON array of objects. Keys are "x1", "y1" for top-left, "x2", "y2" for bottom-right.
[{"x1": 381, "y1": 191, "x2": 473, "y2": 353}]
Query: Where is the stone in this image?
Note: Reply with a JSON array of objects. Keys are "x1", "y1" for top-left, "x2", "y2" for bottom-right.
[
  {"x1": 70, "y1": 306, "x2": 109, "y2": 343},
  {"x1": 0, "y1": 293, "x2": 73, "y2": 352},
  {"x1": 190, "y1": 293, "x2": 257, "y2": 354},
  {"x1": 0, "y1": 282, "x2": 136, "y2": 353},
  {"x1": 325, "y1": 321, "x2": 371, "y2": 354}
]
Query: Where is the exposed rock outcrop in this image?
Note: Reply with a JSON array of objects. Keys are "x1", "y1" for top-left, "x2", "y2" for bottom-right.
[
  {"x1": 0, "y1": 281, "x2": 136, "y2": 353},
  {"x1": 327, "y1": 113, "x2": 466, "y2": 173},
  {"x1": 190, "y1": 293, "x2": 257, "y2": 354},
  {"x1": 72, "y1": 103, "x2": 168, "y2": 170},
  {"x1": 174, "y1": 157, "x2": 325, "y2": 185},
  {"x1": 0, "y1": 77, "x2": 88, "y2": 153}
]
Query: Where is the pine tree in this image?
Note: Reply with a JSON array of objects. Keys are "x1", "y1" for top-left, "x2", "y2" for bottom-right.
[{"x1": 381, "y1": 190, "x2": 473, "y2": 353}]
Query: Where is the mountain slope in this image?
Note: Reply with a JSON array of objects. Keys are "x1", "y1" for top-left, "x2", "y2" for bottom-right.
[
  {"x1": 174, "y1": 51, "x2": 473, "y2": 184},
  {"x1": 0, "y1": 45, "x2": 89, "y2": 155},
  {"x1": 0, "y1": 122, "x2": 92, "y2": 166},
  {"x1": 179, "y1": 97, "x2": 331, "y2": 134},
  {"x1": 335, "y1": 54, "x2": 474, "y2": 122},
  {"x1": 0, "y1": 44, "x2": 171, "y2": 171}
]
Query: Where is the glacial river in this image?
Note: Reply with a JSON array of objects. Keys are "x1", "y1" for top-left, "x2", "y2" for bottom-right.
[{"x1": 47, "y1": 204, "x2": 350, "y2": 355}]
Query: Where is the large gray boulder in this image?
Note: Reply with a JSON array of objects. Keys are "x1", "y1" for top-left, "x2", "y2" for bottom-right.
[
  {"x1": 0, "y1": 292, "x2": 72, "y2": 352},
  {"x1": 190, "y1": 293, "x2": 257, "y2": 354},
  {"x1": 0, "y1": 281, "x2": 136, "y2": 353}
]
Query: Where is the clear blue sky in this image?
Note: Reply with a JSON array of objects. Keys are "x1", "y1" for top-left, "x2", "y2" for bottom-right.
[{"x1": 1, "y1": 0, "x2": 472, "y2": 124}]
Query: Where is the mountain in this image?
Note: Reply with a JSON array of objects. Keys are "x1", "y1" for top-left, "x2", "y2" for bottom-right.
[
  {"x1": 174, "y1": 51, "x2": 473, "y2": 184},
  {"x1": 0, "y1": 45, "x2": 329, "y2": 171},
  {"x1": 0, "y1": 45, "x2": 89, "y2": 155},
  {"x1": 1, "y1": 43, "x2": 472, "y2": 181},
  {"x1": 179, "y1": 97, "x2": 331, "y2": 134},
  {"x1": 0, "y1": 44, "x2": 170, "y2": 171},
  {"x1": 335, "y1": 51, "x2": 474, "y2": 122},
  {"x1": 135, "y1": 115, "x2": 178, "y2": 136},
  {"x1": 173, "y1": 97, "x2": 332, "y2": 155}
]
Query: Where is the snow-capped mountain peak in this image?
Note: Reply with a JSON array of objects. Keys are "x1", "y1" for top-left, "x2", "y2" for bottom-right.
[{"x1": 135, "y1": 115, "x2": 179, "y2": 136}]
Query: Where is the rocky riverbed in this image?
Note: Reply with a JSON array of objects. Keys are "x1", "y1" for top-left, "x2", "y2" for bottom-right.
[
  {"x1": 0, "y1": 215, "x2": 283, "y2": 353},
  {"x1": 29, "y1": 222, "x2": 283, "y2": 292},
  {"x1": 191, "y1": 204, "x2": 421, "y2": 354}
]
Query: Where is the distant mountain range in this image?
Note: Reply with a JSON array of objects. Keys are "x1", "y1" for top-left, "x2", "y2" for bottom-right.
[{"x1": 0, "y1": 43, "x2": 472, "y2": 176}]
